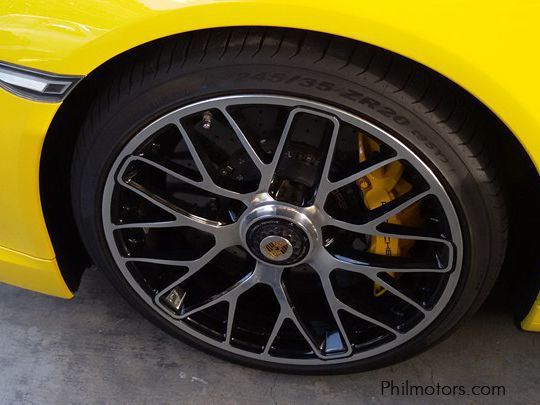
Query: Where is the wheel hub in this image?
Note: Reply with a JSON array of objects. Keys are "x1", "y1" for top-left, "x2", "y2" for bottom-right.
[
  {"x1": 240, "y1": 202, "x2": 318, "y2": 266},
  {"x1": 247, "y1": 218, "x2": 310, "y2": 265}
]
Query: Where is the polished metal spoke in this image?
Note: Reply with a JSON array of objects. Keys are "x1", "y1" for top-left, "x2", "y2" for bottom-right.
[
  {"x1": 312, "y1": 251, "x2": 426, "y2": 313},
  {"x1": 217, "y1": 106, "x2": 299, "y2": 192},
  {"x1": 225, "y1": 299, "x2": 238, "y2": 344},
  {"x1": 370, "y1": 229, "x2": 455, "y2": 273},
  {"x1": 175, "y1": 121, "x2": 215, "y2": 182},
  {"x1": 313, "y1": 117, "x2": 401, "y2": 209},
  {"x1": 112, "y1": 205, "x2": 239, "y2": 236},
  {"x1": 130, "y1": 234, "x2": 240, "y2": 315},
  {"x1": 240, "y1": 263, "x2": 350, "y2": 360},
  {"x1": 314, "y1": 249, "x2": 452, "y2": 276},
  {"x1": 371, "y1": 225, "x2": 451, "y2": 244},
  {"x1": 365, "y1": 190, "x2": 432, "y2": 231},
  {"x1": 325, "y1": 189, "x2": 432, "y2": 234},
  {"x1": 113, "y1": 220, "x2": 179, "y2": 229},
  {"x1": 261, "y1": 267, "x2": 328, "y2": 360},
  {"x1": 369, "y1": 275, "x2": 427, "y2": 314},
  {"x1": 114, "y1": 179, "x2": 240, "y2": 244},
  {"x1": 259, "y1": 108, "x2": 301, "y2": 191},
  {"x1": 316, "y1": 273, "x2": 353, "y2": 356},
  {"x1": 340, "y1": 306, "x2": 398, "y2": 335},
  {"x1": 148, "y1": 243, "x2": 236, "y2": 312},
  {"x1": 220, "y1": 108, "x2": 266, "y2": 173},
  {"x1": 166, "y1": 261, "x2": 331, "y2": 357},
  {"x1": 310, "y1": 260, "x2": 398, "y2": 335},
  {"x1": 178, "y1": 272, "x2": 258, "y2": 321},
  {"x1": 315, "y1": 156, "x2": 401, "y2": 208},
  {"x1": 119, "y1": 154, "x2": 249, "y2": 203},
  {"x1": 117, "y1": 177, "x2": 182, "y2": 221},
  {"x1": 125, "y1": 241, "x2": 227, "y2": 270},
  {"x1": 326, "y1": 156, "x2": 401, "y2": 193},
  {"x1": 262, "y1": 313, "x2": 287, "y2": 355},
  {"x1": 227, "y1": 107, "x2": 342, "y2": 193}
]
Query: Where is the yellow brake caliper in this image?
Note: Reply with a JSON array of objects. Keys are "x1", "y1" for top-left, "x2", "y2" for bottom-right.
[{"x1": 356, "y1": 134, "x2": 421, "y2": 296}]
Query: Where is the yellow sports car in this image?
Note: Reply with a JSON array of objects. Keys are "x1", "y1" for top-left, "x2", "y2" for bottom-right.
[{"x1": 1, "y1": 0, "x2": 539, "y2": 373}]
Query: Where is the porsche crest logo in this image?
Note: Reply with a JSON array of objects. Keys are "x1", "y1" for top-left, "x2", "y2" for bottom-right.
[{"x1": 264, "y1": 240, "x2": 290, "y2": 258}]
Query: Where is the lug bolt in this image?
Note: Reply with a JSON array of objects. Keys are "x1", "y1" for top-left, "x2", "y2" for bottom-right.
[
  {"x1": 359, "y1": 178, "x2": 371, "y2": 190},
  {"x1": 219, "y1": 165, "x2": 234, "y2": 176},
  {"x1": 202, "y1": 111, "x2": 213, "y2": 129}
]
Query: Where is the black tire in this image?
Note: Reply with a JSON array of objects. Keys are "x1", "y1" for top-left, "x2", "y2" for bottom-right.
[{"x1": 71, "y1": 28, "x2": 508, "y2": 374}]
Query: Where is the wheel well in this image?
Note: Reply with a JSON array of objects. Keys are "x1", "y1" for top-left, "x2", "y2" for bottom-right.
[{"x1": 40, "y1": 27, "x2": 540, "y2": 314}]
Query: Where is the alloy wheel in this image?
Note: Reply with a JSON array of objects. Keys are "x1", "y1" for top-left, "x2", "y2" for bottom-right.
[{"x1": 102, "y1": 95, "x2": 463, "y2": 366}]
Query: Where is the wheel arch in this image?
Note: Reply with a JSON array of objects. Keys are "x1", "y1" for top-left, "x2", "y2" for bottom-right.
[
  {"x1": 5, "y1": 1, "x2": 534, "y2": 170},
  {"x1": 40, "y1": 26, "x2": 539, "y2": 323}
]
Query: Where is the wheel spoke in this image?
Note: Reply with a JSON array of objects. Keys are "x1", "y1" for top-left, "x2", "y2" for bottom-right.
[
  {"x1": 262, "y1": 313, "x2": 286, "y2": 355},
  {"x1": 325, "y1": 189, "x2": 432, "y2": 234},
  {"x1": 315, "y1": 154, "x2": 400, "y2": 208},
  {"x1": 112, "y1": 211, "x2": 239, "y2": 240},
  {"x1": 317, "y1": 273, "x2": 353, "y2": 356},
  {"x1": 371, "y1": 229, "x2": 455, "y2": 273},
  {"x1": 366, "y1": 190, "x2": 432, "y2": 231},
  {"x1": 266, "y1": 275, "x2": 327, "y2": 360},
  {"x1": 220, "y1": 108, "x2": 266, "y2": 172},
  {"x1": 125, "y1": 241, "x2": 226, "y2": 270},
  {"x1": 113, "y1": 179, "x2": 240, "y2": 245},
  {"x1": 309, "y1": 114, "x2": 341, "y2": 208},
  {"x1": 225, "y1": 299, "x2": 238, "y2": 344},
  {"x1": 310, "y1": 260, "x2": 398, "y2": 336},
  {"x1": 371, "y1": 223, "x2": 452, "y2": 244},
  {"x1": 327, "y1": 156, "x2": 401, "y2": 195},
  {"x1": 117, "y1": 175, "x2": 181, "y2": 220},
  {"x1": 315, "y1": 249, "x2": 452, "y2": 276},
  {"x1": 340, "y1": 306, "x2": 398, "y2": 335},
  {"x1": 368, "y1": 275, "x2": 427, "y2": 314},
  {"x1": 130, "y1": 236, "x2": 239, "y2": 314},
  {"x1": 175, "y1": 121, "x2": 214, "y2": 182},
  {"x1": 314, "y1": 252, "x2": 428, "y2": 312},
  {"x1": 177, "y1": 120, "x2": 260, "y2": 201},
  {"x1": 119, "y1": 155, "x2": 248, "y2": 203},
  {"x1": 113, "y1": 220, "x2": 178, "y2": 229},
  {"x1": 178, "y1": 272, "x2": 257, "y2": 321},
  {"x1": 257, "y1": 108, "x2": 297, "y2": 190}
]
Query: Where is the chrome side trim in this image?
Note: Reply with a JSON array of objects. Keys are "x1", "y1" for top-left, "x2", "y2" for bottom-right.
[{"x1": 0, "y1": 61, "x2": 83, "y2": 102}]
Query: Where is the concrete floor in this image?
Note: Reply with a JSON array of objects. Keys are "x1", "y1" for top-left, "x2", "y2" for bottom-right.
[{"x1": 0, "y1": 268, "x2": 538, "y2": 405}]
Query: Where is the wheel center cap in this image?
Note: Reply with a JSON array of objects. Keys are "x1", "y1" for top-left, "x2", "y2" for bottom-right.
[
  {"x1": 246, "y1": 217, "x2": 311, "y2": 265},
  {"x1": 259, "y1": 235, "x2": 293, "y2": 262}
]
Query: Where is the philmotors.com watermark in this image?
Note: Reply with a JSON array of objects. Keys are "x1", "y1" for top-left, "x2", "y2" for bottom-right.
[{"x1": 381, "y1": 380, "x2": 506, "y2": 397}]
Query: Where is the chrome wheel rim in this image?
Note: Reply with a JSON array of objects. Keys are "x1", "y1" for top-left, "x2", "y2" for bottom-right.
[{"x1": 102, "y1": 95, "x2": 463, "y2": 366}]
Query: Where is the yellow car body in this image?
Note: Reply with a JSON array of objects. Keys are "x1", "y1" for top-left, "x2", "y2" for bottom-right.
[{"x1": 0, "y1": 0, "x2": 539, "y2": 329}]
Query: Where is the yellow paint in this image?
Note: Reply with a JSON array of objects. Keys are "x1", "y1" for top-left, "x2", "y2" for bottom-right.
[
  {"x1": 0, "y1": 91, "x2": 72, "y2": 297},
  {"x1": 0, "y1": 0, "x2": 539, "y2": 172},
  {"x1": 358, "y1": 135, "x2": 407, "y2": 260},
  {"x1": 358, "y1": 134, "x2": 420, "y2": 296},
  {"x1": 0, "y1": 90, "x2": 58, "y2": 259},
  {"x1": 0, "y1": 0, "x2": 538, "y2": 304},
  {"x1": 522, "y1": 295, "x2": 540, "y2": 332},
  {"x1": 0, "y1": 244, "x2": 72, "y2": 298}
]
